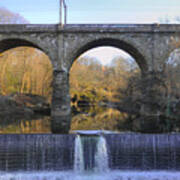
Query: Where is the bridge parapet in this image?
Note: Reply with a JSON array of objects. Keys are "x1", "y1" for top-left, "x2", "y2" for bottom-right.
[
  {"x1": 0, "y1": 24, "x2": 58, "y2": 33},
  {"x1": 0, "y1": 24, "x2": 180, "y2": 33},
  {"x1": 62, "y1": 24, "x2": 180, "y2": 33}
]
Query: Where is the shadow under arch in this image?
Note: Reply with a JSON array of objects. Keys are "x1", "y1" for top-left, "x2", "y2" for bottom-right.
[
  {"x1": 71, "y1": 38, "x2": 148, "y2": 74},
  {"x1": 0, "y1": 38, "x2": 54, "y2": 79},
  {"x1": 0, "y1": 38, "x2": 43, "y2": 53}
]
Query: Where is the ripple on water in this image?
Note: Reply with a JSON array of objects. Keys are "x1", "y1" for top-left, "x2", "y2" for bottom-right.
[{"x1": 0, "y1": 171, "x2": 180, "y2": 180}]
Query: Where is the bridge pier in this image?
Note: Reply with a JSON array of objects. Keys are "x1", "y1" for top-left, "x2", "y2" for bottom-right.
[{"x1": 51, "y1": 70, "x2": 71, "y2": 134}]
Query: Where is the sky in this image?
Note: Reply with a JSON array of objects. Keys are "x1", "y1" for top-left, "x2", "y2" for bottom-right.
[
  {"x1": 0, "y1": 0, "x2": 180, "y2": 24},
  {"x1": 81, "y1": 47, "x2": 132, "y2": 65},
  {"x1": 0, "y1": 0, "x2": 179, "y2": 64}
]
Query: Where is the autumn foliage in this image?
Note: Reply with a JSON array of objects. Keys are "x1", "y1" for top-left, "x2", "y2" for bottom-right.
[{"x1": 0, "y1": 47, "x2": 53, "y2": 101}]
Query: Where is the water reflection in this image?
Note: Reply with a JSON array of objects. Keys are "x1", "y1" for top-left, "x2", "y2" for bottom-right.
[
  {"x1": 0, "y1": 104, "x2": 124, "y2": 133},
  {"x1": 0, "y1": 116, "x2": 51, "y2": 134},
  {"x1": 71, "y1": 105, "x2": 125, "y2": 131}
]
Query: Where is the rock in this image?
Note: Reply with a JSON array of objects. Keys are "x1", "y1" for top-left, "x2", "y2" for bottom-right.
[
  {"x1": 10, "y1": 93, "x2": 50, "y2": 115},
  {"x1": 0, "y1": 93, "x2": 51, "y2": 121},
  {"x1": 0, "y1": 95, "x2": 34, "y2": 126}
]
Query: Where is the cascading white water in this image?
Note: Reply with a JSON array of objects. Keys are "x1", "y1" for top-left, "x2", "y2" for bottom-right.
[
  {"x1": 73, "y1": 134, "x2": 109, "y2": 173},
  {"x1": 74, "y1": 135, "x2": 84, "y2": 173},
  {"x1": 95, "y1": 136, "x2": 109, "y2": 172},
  {"x1": 1, "y1": 171, "x2": 180, "y2": 180}
]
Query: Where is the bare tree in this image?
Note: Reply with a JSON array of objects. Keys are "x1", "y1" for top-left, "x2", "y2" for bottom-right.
[{"x1": 0, "y1": 7, "x2": 28, "y2": 24}]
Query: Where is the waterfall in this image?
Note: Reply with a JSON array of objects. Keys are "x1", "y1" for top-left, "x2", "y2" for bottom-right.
[
  {"x1": 95, "y1": 136, "x2": 109, "y2": 172},
  {"x1": 106, "y1": 133, "x2": 180, "y2": 170},
  {"x1": 74, "y1": 135, "x2": 84, "y2": 173},
  {"x1": 73, "y1": 134, "x2": 109, "y2": 173},
  {"x1": 0, "y1": 134, "x2": 75, "y2": 171}
]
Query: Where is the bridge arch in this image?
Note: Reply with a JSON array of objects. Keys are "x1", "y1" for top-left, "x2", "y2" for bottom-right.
[
  {"x1": 69, "y1": 38, "x2": 148, "y2": 131},
  {"x1": 0, "y1": 38, "x2": 43, "y2": 53},
  {"x1": 0, "y1": 38, "x2": 54, "y2": 133},
  {"x1": 0, "y1": 37, "x2": 55, "y2": 71},
  {"x1": 69, "y1": 38, "x2": 148, "y2": 74}
]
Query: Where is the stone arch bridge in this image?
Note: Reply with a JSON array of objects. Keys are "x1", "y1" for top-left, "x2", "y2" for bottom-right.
[{"x1": 0, "y1": 24, "x2": 180, "y2": 133}]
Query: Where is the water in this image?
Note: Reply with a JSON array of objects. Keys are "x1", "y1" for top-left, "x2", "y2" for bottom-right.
[
  {"x1": 0, "y1": 116, "x2": 51, "y2": 134},
  {"x1": 74, "y1": 134, "x2": 109, "y2": 172},
  {"x1": 74, "y1": 135, "x2": 84, "y2": 172},
  {"x1": 72, "y1": 130, "x2": 115, "y2": 135},
  {"x1": 1, "y1": 171, "x2": 180, "y2": 180},
  {"x1": 94, "y1": 135, "x2": 109, "y2": 172},
  {"x1": 106, "y1": 133, "x2": 180, "y2": 170},
  {"x1": 0, "y1": 133, "x2": 180, "y2": 179},
  {"x1": 0, "y1": 135, "x2": 75, "y2": 171}
]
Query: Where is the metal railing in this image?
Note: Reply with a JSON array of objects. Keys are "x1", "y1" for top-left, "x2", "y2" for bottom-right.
[{"x1": 60, "y1": 0, "x2": 67, "y2": 26}]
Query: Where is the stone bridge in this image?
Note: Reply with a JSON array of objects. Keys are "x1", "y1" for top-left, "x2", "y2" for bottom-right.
[{"x1": 0, "y1": 24, "x2": 180, "y2": 133}]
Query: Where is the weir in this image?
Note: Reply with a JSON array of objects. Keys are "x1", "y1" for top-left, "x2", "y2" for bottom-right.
[{"x1": 0, "y1": 133, "x2": 180, "y2": 179}]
